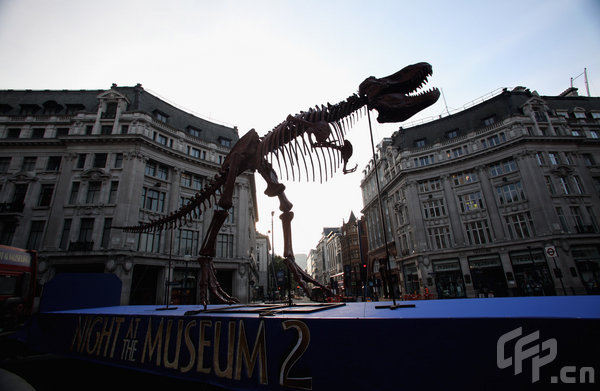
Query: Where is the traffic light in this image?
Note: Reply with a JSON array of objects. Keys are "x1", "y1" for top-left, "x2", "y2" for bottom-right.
[{"x1": 360, "y1": 262, "x2": 367, "y2": 281}]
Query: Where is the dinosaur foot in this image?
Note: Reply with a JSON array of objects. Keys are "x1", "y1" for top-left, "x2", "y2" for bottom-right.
[
  {"x1": 198, "y1": 257, "x2": 240, "y2": 308},
  {"x1": 283, "y1": 256, "x2": 333, "y2": 298}
]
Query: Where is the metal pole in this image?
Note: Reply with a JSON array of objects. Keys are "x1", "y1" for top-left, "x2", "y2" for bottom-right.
[
  {"x1": 270, "y1": 211, "x2": 277, "y2": 303},
  {"x1": 367, "y1": 109, "x2": 397, "y2": 307},
  {"x1": 584, "y1": 68, "x2": 591, "y2": 97},
  {"x1": 356, "y1": 221, "x2": 367, "y2": 302}
]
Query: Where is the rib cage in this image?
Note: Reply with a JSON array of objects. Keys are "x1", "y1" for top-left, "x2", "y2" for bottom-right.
[{"x1": 259, "y1": 93, "x2": 368, "y2": 183}]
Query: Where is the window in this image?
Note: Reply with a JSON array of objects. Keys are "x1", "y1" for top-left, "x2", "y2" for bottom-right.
[
  {"x1": 586, "y1": 206, "x2": 599, "y2": 233},
  {"x1": 120, "y1": 125, "x2": 129, "y2": 134},
  {"x1": 69, "y1": 182, "x2": 80, "y2": 204},
  {"x1": 22, "y1": 157, "x2": 36, "y2": 171},
  {"x1": 556, "y1": 110, "x2": 569, "y2": 119},
  {"x1": 56, "y1": 127, "x2": 69, "y2": 137},
  {"x1": 446, "y1": 146, "x2": 467, "y2": 159},
  {"x1": 38, "y1": 184, "x2": 55, "y2": 207},
  {"x1": 157, "y1": 165, "x2": 168, "y2": 180},
  {"x1": 31, "y1": 128, "x2": 45, "y2": 138},
  {"x1": 157, "y1": 134, "x2": 168, "y2": 145},
  {"x1": 544, "y1": 176, "x2": 556, "y2": 195},
  {"x1": 582, "y1": 154, "x2": 596, "y2": 166},
  {"x1": 481, "y1": 132, "x2": 506, "y2": 148},
  {"x1": 458, "y1": 191, "x2": 484, "y2": 212},
  {"x1": 496, "y1": 182, "x2": 525, "y2": 204},
  {"x1": 548, "y1": 152, "x2": 560, "y2": 165},
  {"x1": 489, "y1": 159, "x2": 517, "y2": 177},
  {"x1": 154, "y1": 111, "x2": 169, "y2": 123},
  {"x1": 101, "y1": 125, "x2": 112, "y2": 135},
  {"x1": 536, "y1": 153, "x2": 545, "y2": 166},
  {"x1": 452, "y1": 171, "x2": 478, "y2": 186},
  {"x1": 190, "y1": 147, "x2": 201, "y2": 158},
  {"x1": 141, "y1": 187, "x2": 165, "y2": 212},
  {"x1": 505, "y1": 212, "x2": 534, "y2": 239},
  {"x1": 216, "y1": 234, "x2": 234, "y2": 258},
  {"x1": 446, "y1": 129, "x2": 458, "y2": 139},
  {"x1": 46, "y1": 156, "x2": 61, "y2": 171},
  {"x1": 114, "y1": 153, "x2": 123, "y2": 168},
  {"x1": 414, "y1": 138, "x2": 426, "y2": 147},
  {"x1": 108, "y1": 181, "x2": 119, "y2": 203},
  {"x1": 177, "y1": 229, "x2": 199, "y2": 256},
  {"x1": 78, "y1": 218, "x2": 95, "y2": 242},
  {"x1": 59, "y1": 219, "x2": 72, "y2": 250},
  {"x1": 418, "y1": 178, "x2": 442, "y2": 193},
  {"x1": 181, "y1": 173, "x2": 192, "y2": 187},
  {"x1": 93, "y1": 153, "x2": 107, "y2": 168},
  {"x1": 590, "y1": 130, "x2": 599, "y2": 139},
  {"x1": 85, "y1": 125, "x2": 93, "y2": 135},
  {"x1": 482, "y1": 115, "x2": 496, "y2": 126},
  {"x1": 138, "y1": 230, "x2": 161, "y2": 253},
  {"x1": 558, "y1": 177, "x2": 571, "y2": 195},
  {"x1": 422, "y1": 199, "x2": 446, "y2": 218},
  {"x1": 573, "y1": 176, "x2": 585, "y2": 194},
  {"x1": 77, "y1": 154, "x2": 86, "y2": 169},
  {"x1": 427, "y1": 226, "x2": 451, "y2": 249},
  {"x1": 0, "y1": 221, "x2": 16, "y2": 246},
  {"x1": 556, "y1": 207, "x2": 569, "y2": 232},
  {"x1": 101, "y1": 218, "x2": 112, "y2": 248},
  {"x1": 414, "y1": 154, "x2": 435, "y2": 167},
  {"x1": 573, "y1": 110, "x2": 586, "y2": 119},
  {"x1": 192, "y1": 175, "x2": 203, "y2": 190},
  {"x1": 145, "y1": 161, "x2": 156, "y2": 177},
  {"x1": 571, "y1": 206, "x2": 585, "y2": 232},
  {"x1": 7, "y1": 128, "x2": 21, "y2": 139},
  {"x1": 465, "y1": 220, "x2": 492, "y2": 245},
  {"x1": 145, "y1": 161, "x2": 169, "y2": 179},
  {"x1": 12, "y1": 184, "x2": 28, "y2": 204},
  {"x1": 0, "y1": 157, "x2": 10, "y2": 173},
  {"x1": 26, "y1": 221, "x2": 45, "y2": 250},
  {"x1": 591, "y1": 112, "x2": 600, "y2": 119},
  {"x1": 86, "y1": 181, "x2": 102, "y2": 204},
  {"x1": 219, "y1": 138, "x2": 232, "y2": 148},
  {"x1": 187, "y1": 127, "x2": 201, "y2": 137}
]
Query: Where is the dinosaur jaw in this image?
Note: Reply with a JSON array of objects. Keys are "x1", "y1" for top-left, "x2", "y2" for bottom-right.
[{"x1": 359, "y1": 62, "x2": 440, "y2": 123}]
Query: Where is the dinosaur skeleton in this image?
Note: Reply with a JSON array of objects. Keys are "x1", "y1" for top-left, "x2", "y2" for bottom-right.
[{"x1": 120, "y1": 62, "x2": 440, "y2": 307}]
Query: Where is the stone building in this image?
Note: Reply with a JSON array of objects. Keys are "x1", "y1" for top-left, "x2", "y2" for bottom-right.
[
  {"x1": 339, "y1": 212, "x2": 368, "y2": 297},
  {"x1": 361, "y1": 87, "x2": 600, "y2": 299},
  {"x1": 0, "y1": 84, "x2": 258, "y2": 305}
]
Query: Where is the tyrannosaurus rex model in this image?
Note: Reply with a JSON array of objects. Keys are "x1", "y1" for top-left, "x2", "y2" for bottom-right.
[{"x1": 122, "y1": 62, "x2": 440, "y2": 307}]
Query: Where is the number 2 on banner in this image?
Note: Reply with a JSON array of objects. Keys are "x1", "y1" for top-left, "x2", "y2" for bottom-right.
[{"x1": 280, "y1": 320, "x2": 312, "y2": 390}]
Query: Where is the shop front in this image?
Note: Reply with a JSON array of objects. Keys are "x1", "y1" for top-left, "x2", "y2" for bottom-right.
[
  {"x1": 573, "y1": 245, "x2": 600, "y2": 294},
  {"x1": 432, "y1": 258, "x2": 466, "y2": 299},
  {"x1": 509, "y1": 249, "x2": 556, "y2": 296},
  {"x1": 402, "y1": 263, "x2": 420, "y2": 296},
  {"x1": 468, "y1": 254, "x2": 508, "y2": 297}
]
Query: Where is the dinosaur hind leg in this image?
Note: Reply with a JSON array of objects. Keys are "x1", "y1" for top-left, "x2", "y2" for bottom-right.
[
  {"x1": 258, "y1": 159, "x2": 332, "y2": 297},
  {"x1": 197, "y1": 209, "x2": 240, "y2": 308}
]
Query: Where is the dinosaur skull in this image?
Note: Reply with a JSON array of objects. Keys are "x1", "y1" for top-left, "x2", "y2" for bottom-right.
[{"x1": 359, "y1": 62, "x2": 440, "y2": 123}]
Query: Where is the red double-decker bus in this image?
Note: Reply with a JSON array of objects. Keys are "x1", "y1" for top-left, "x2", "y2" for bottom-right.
[{"x1": 0, "y1": 245, "x2": 37, "y2": 332}]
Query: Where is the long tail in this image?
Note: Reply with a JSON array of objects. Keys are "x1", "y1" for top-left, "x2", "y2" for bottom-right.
[
  {"x1": 259, "y1": 94, "x2": 367, "y2": 183},
  {"x1": 118, "y1": 171, "x2": 228, "y2": 233}
]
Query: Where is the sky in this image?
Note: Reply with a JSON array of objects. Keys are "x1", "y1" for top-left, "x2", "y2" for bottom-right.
[{"x1": 1, "y1": 0, "x2": 599, "y2": 255}]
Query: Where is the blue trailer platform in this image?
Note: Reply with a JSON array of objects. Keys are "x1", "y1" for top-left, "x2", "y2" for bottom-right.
[{"x1": 21, "y1": 294, "x2": 600, "y2": 390}]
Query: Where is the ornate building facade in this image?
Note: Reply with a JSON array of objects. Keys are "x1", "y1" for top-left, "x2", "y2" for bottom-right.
[
  {"x1": 361, "y1": 87, "x2": 600, "y2": 299},
  {"x1": 0, "y1": 84, "x2": 258, "y2": 305}
]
